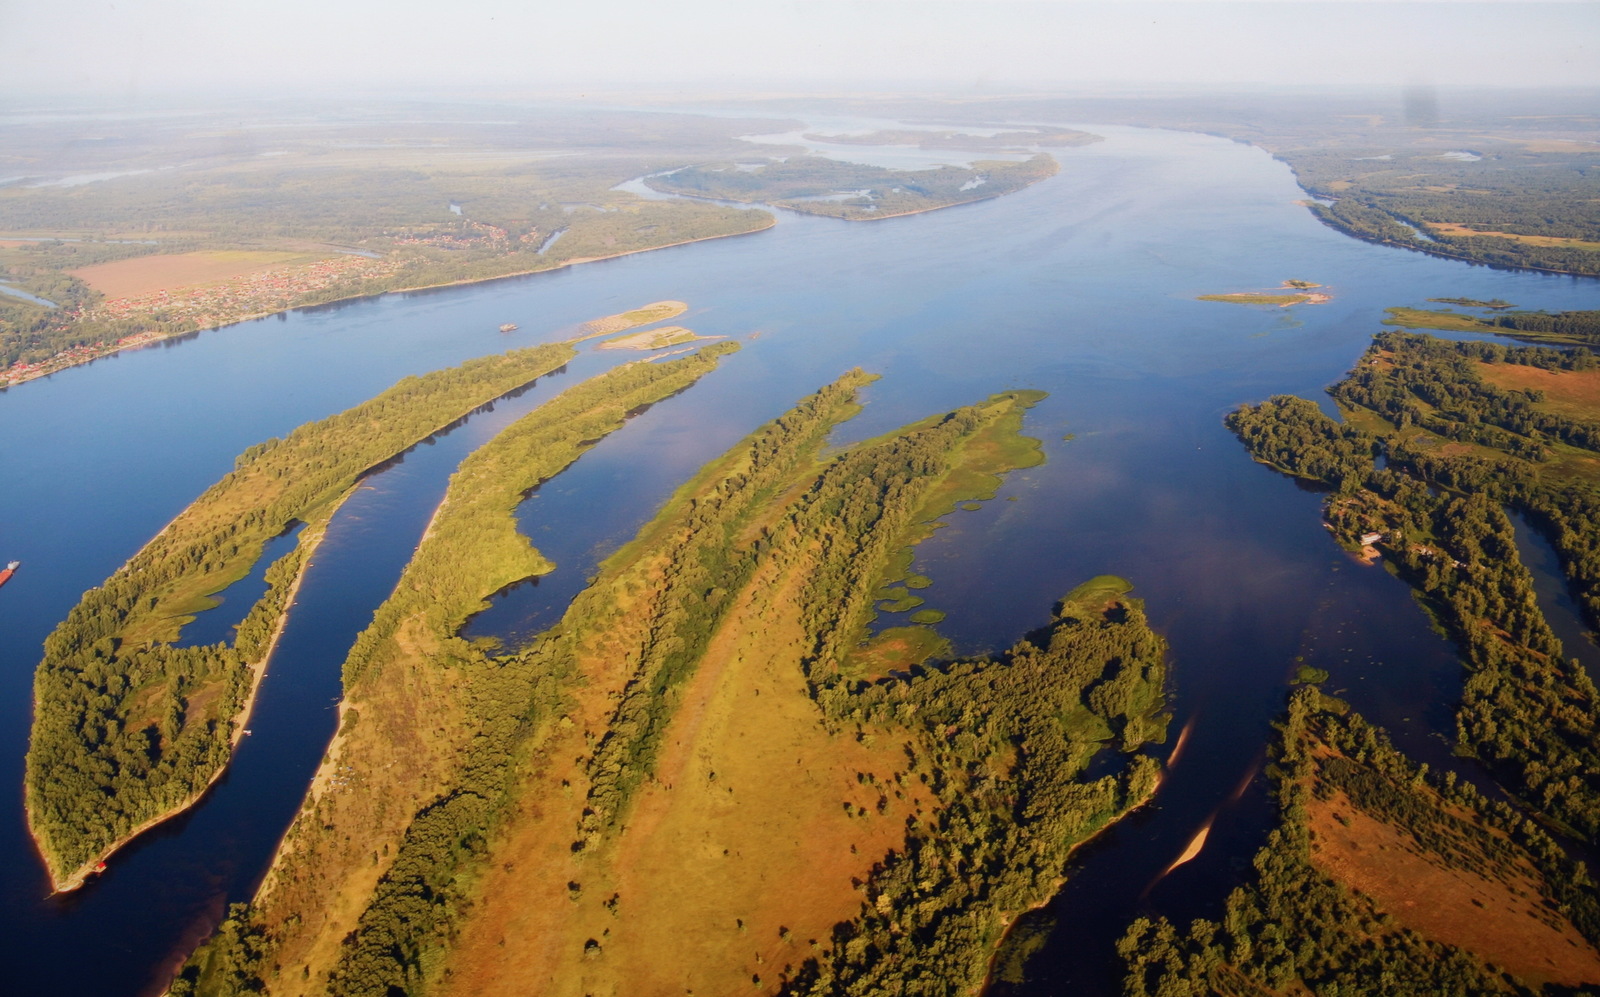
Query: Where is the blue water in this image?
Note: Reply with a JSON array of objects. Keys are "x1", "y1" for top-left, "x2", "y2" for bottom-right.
[
  {"x1": 175, "y1": 523, "x2": 306, "y2": 649},
  {"x1": 0, "y1": 121, "x2": 1595, "y2": 996}
]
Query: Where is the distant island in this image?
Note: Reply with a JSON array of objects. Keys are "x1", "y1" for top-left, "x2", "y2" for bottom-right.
[
  {"x1": 1198, "y1": 280, "x2": 1330, "y2": 307},
  {"x1": 801, "y1": 126, "x2": 1101, "y2": 151},
  {"x1": 644, "y1": 154, "x2": 1061, "y2": 221}
]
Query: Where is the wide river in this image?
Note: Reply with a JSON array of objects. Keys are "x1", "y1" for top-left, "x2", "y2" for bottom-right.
[{"x1": 1, "y1": 121, "x2": 1595, "y2": 996}]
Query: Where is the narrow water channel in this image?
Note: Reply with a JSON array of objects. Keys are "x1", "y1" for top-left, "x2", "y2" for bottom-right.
[
  {"x1": 1510, "y1": 509, "x2": 1600, "y2": 684},
  {"x1": 6, "y1": 357, "x2": 651, "y2": 996}
]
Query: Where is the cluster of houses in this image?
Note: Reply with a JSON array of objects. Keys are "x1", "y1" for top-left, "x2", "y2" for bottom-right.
[
  {"x1": 3, "y1": 254, "x2": 407, "y2": 387},
  {"x1": 88, "y1": 254, "x2": 404, "y2": 327},
  {"x1": 4, "y1": 334, "x2": 99, "y2": 386}
]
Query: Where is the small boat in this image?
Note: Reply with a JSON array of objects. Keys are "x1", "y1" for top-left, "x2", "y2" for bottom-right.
[
  {"x1": 499, "y1": 322, "x2": 518, "y2": 333},
  {"x1": 0, "y1": 560, "x2": 18, "y2": 589}
]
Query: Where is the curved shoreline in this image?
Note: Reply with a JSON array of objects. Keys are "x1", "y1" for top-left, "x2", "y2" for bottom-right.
[
  {"x1": 1299, "y1": 203, "x2": 1600, "y2": 279},
  {"x1": 980, "y1": 771, "x2": 1166, "y2": 990},
  {"x1": 1, "y1": 219, "x2": 774, "y2": 392},
  {"x1": 34, "y1": 511, "x2": 338, "y2": 894},
  {"x1": 28, "y1": 344, "x2": 578, "y2": 891}
]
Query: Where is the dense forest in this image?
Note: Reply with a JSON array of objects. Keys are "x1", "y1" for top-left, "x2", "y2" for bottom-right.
[
  {"x1": 1120, "y1": 688, "x2": 1600, "y2": 995},
  {"x1": 25, "y1": 341, "x2": 577, "y2": 888},
  {"x1": 1293, "y1": 146, "x2": 1600, "y2": 276},
  {"x1": 787, "y1": 577, "x2": 1167, "y2": 996},
  {"x1": 1228, "y1": 331, "x2": 1600, "y2": 841}
]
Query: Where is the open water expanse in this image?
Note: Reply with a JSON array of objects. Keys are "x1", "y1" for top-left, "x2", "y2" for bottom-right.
[{"x1": 0, "y1": 119, "x2": 1596, "y2": 996}]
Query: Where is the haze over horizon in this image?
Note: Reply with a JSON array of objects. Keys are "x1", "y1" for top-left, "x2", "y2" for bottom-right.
[{"x1": 3, "y1": 0, "x2": 1597, "y2": 102}]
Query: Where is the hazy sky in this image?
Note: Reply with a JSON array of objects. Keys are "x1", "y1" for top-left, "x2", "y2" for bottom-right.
[{"x1": 3, "y1": 1, "x2": 1597, "y2": 98}]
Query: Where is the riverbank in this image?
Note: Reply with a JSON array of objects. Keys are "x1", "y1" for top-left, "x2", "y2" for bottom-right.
[
  {"x1": 23, "y1": 343, "x2": 581, "y2": 890},
  {"x1": 983, "y1": 766, "x2": 1167, "y2": 990},
  {"x1": 0, "y1": 220, "x2": 772, "y2": 392},
  {"x1": 36, "y1": 510, "x2": 338, "y2": 893}
]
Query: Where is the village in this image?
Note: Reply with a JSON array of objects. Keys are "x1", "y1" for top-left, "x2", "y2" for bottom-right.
[{"x1": 2, "y1": 252, "x2": 409, "y2": 388}]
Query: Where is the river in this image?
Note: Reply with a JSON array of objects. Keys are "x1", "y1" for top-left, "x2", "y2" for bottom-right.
[{"x1": 0, "y1": 119, "x2": 1595, "y2": 996}]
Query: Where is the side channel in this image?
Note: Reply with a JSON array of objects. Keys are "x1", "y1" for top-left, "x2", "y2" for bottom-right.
[{"x1": 19, "y1": 356, "x2": 630, "y2": 997}]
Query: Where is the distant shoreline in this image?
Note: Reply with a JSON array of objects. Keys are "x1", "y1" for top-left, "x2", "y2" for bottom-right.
[{"x1": 0, "y1": 220, "x2": 773, "y2": 391}]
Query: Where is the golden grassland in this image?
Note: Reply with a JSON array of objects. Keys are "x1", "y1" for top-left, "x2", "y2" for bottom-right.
[
  {"x1": 438, "y1": 393, "x2": 1046, "y2": 996},
  {"x1": 1477, "y1": 359, "x2": 1600, "y2": 421},
  {"x1": 1304, "y1": 750, "x2": 1600, "y2": 987},
  {"x1": 442, "y1": 557, "x2": 930, "y2": 997},
  {"x1": 241, "y1": 378, "x2": 1050, "y2": 995},
  {"x1": 1425, "y1": 222, "x2": 1600, "y2": 253},
  {"x1": 68, "y1": 249, "x2": 331, "y2": 298}
]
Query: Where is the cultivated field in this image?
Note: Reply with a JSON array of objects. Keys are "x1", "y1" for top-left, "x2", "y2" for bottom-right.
[{"x1": 69, "y1": 250, "x2": 330, "y2": 298}]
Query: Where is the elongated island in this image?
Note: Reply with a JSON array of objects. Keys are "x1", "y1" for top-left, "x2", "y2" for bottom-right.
[
  {"x1": 24, "y1": 300, "x2": 707, "y2": 892},
  {"x1": 173, "y1": 361, "x2": 1170, "y2": 996}
]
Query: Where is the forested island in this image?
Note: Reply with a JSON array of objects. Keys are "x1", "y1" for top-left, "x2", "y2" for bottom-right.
[
  {"x1": 1111, "y1": 331, "x2": 1600, "y2": 993},
  {"x1": 169, "y1": 359, "x2": 1169, "y2": 996},
  {"x1": 25, "y1": 340, "x2": 580, "y2": 891},
  {"x1": 23, "y1": 295, "x2": 713, "y2": 892},
  {"x1": 1229, "y1": 331, "x2": 1600, "y2": 841}
]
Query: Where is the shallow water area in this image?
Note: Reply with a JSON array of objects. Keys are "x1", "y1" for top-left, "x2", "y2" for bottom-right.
[{"x1": 0, "y1": 115, "x2": 1595, "y2": 996}]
